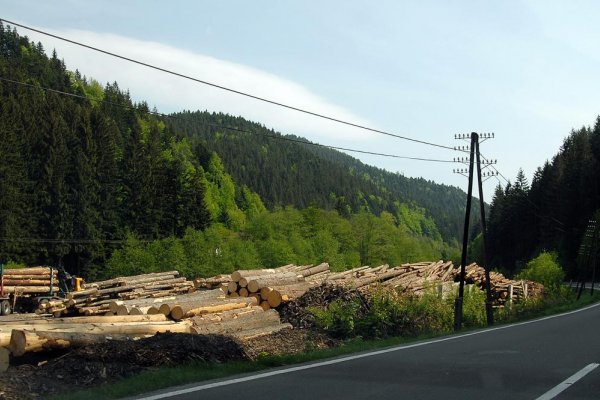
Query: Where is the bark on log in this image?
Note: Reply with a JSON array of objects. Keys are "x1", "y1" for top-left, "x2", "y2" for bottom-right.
[
  {"x1": 88, "y1": 271, "x2": 180, "y2": 289},
  {"x1": 0, "y1": 347, "x2": 9, "y2": 372},
  {"x1": 247, "y1": 273, "x2": 304, "y2": 293},
  {"x1": 232, "y1": 322, "x2": 293, "y2": 340},
  {"x1": 170, "y1": 298, "x2": 258, "y2": 320},
  {"x1": 3, "y1": 267, "x2": 55, "y2": 275},
  {"x1": 191, "y1": 309, "x2": 281, "y2": 335},
  {"x1": 296, "y1": 263, "x2": 330, "y2": 278},
  {"x1": 0, "y1": 286, "x2": 53, "y2": 294},
  {"x1": 231, "y1": 269, "x2": 278, "y2": 282},
  {"x1": 2, "y1": 279, "x2": 58, "y2": 286},
  {"x1": 8, "y1": 330, "x2": 148, "y2": 356}
]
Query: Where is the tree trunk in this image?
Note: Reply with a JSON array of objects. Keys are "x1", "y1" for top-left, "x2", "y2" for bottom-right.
[
  {"x1": 247, "y1": 273, "x2": 304, "y2": 293},
  {"x1": 231, "y1": 269, "x2": 278, "y2": 282},
  {"x1": 232, "y1": 323, "x2": 293, "y2": 340},
  {"x1": 170, "y1": 298, "x2": 258, "y2": 321},
  {"x1": 191, "y1": 309, "x2": 281, "y2": 335}
]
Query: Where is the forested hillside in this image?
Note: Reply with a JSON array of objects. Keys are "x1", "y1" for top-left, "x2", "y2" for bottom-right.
[
  {"x1": 0, "y1": 23, "x2": 211, "y2": 276},
  {"x1": 487, "y1": 122, "x2": 600, "y2": 277},
  {"x1": 0, "y1": 23, "x2": 463, "y2": 278},
  {"x1": 168, "y1": 111, "x2": 468, "y2": 242}
]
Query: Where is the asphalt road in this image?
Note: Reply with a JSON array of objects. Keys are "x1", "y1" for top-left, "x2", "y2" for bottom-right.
[{"x1": 131, "y1": 303, "x2": 600, "y2": 400}]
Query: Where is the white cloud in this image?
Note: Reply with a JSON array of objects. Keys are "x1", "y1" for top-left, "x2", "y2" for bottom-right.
[{"x1": 22, "y1": 26, "x2": 374, "y2": 143}]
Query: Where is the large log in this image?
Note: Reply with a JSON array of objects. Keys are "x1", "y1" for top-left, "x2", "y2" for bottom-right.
[
  {"x1": 2, "y1": 267, "x2": 55, "y2": 275},
  {"x1": 88, "y1": 271, "x2": 180, "y2": 289},
  {"x1": 93, "y1": 277, "x2": 188, "y2": 296},
  {"x1": 3, "y1": 279, "x2": 58, "y2": 286},
  {"x1": 231, "y1": 269, "x2": 278, "y2": 282},
  {"x1": 352, "y1": 268, "x2": 410, "y2": 288},
  {"x1": 170, "y1": 298, "x2": 258, "y2": 321},
  {"x1": 157, "y1": 290, "x2": 226, "y2": 316},
  {"x1": 246, "y1": 273, "x2": 304, "y2": 293},
  {"x1": 0, "y1": 286, "x2": 53, "y2": 294},
  {"x1": 8, "y1": 330, "x2": 148, "y2": 356},
  {"x1": 232, "y1": 322, "x2": 293, "y2": 340},
  {"x1": 0, "y1": 321, "x2": 192, "y2": 336},
  {"x1": 191, "y1": 309, "x2": 281, "y2": 335},
  {"x1": 188, "y1": 306, "x2": 264, "y2": 324},
  {"x1": 296, "y1": 263, "x2": 330, "y2": 278}
]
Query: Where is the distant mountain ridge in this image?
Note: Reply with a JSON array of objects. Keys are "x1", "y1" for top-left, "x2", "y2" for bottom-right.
[{"x1": 168, "y1": 111, "x2": 469, "y2": 242}]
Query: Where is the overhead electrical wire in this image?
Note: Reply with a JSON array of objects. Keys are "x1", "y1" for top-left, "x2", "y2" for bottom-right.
[
  {"x1": 0, "y1": 18, "x2": 460, "y2": 152},
  {"x1": 0, "y1": 76, "x2": 455, "y2": 163},
  {"x1": 0, "y1": 237, "x2": 152, "y2": 244}
]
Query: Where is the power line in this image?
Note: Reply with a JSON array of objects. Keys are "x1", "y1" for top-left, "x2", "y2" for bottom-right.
[
  {"x1": 0, "y1": 237, "x2": 152, "y2": 244},
  {"x1": 0, "y1": 18, "x2": 459, "y2": 152},
  {"x1": 0, "y1": 76, "x2": 454, "y2": 163}
]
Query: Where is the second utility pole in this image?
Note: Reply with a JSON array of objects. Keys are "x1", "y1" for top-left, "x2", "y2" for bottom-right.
[
  {"x1": 454, "y1": 133, "x2": 476, "y2": 331},
  {"x1": 475, "y1": 138, "x2": 494, "y2": 326}
]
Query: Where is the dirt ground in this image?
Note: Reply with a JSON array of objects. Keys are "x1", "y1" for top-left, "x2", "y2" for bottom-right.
[
  {"x1": 0, "y1": 329, "x2": 335, "y2": 400},
  {"x1": 0, "y1": 285, "x2": 352, "y2": 400}
]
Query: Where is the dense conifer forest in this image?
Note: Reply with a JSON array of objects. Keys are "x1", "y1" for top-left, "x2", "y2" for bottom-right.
[{"x1": 487, "y1": 124, "x2": 600, "y2": 278}]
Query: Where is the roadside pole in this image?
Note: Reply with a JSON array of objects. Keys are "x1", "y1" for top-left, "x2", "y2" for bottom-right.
[
  {"x1": 453, "y1": 132, "x2": 497, "y2": 330},
  {"x1": 454, "y1": 134, "x2": 476, "y2": 331}
]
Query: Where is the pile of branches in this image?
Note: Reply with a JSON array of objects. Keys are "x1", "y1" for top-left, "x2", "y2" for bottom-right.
[{"x1": 279, "y1": 284, "x2": 369, "y2": 329}]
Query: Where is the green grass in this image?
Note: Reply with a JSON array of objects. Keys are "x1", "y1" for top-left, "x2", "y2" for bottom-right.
[{"x1": 51, "y1": 289, "x2": 600, "y2": 400}]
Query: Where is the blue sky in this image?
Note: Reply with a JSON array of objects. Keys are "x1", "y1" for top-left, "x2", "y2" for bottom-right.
[{"x1": 3, "y1": 1, "x2": 600, "y2": 200}]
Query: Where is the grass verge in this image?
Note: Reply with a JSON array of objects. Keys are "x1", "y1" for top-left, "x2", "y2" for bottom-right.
[{"x1": 51, "y1": 290, "x2": 600, "y2": 400}]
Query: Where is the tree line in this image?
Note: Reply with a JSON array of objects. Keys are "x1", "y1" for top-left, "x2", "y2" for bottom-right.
[{"x1": 487, "y1": 121, "x2": 600, "y2": 278}]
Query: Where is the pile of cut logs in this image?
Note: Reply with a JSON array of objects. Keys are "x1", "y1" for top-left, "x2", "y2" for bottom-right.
[
  {"x1": 462, "y1": 263, "x2": 544, "y2": 305},
  {"x1": 225, "y1": 263, "x2": 330, "y2": 309},
  {"x1": 1, "y1": 270, "x2": 292, "y2": 366},
  {"x1": 222, "y1": 261, "x2": 543, "y2": 308},
  {"x1": 1, "y1": 266, "x2": 58, "y2": 294},
  {"x1": 37, "y1": 271, "x2": 195, "y2": 316}
]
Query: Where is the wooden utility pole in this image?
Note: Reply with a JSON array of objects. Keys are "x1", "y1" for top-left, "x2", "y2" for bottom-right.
[
  {"x1": 453, "y1": 132, "x2": 497, "y2": 330},
  {"x1": 454, "y1": 134, "x2": 476, "y2": 331},
  {"x1": 475, "y1": 138, "x2": 494, "y2": 326}
]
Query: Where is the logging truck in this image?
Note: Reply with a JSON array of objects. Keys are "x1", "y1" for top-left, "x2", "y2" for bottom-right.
[{"x1": 0, "y1": 264, "x2": 81, "y2": 315}]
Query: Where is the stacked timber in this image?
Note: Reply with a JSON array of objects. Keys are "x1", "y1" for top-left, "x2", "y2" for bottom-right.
[
  {"x1": 379, "y1": 261, "x2": 456, "y2": 294},
  {"x1": 211, "y1": 260, "x2": 547, "y2": 310},
  {"x1": 461, "y1": 263, "x2": 544, "y2": 304},
  {"x1": 1, "y1": 292, "x2": 291, "y2": 356},
  {"x1": 193, "y1": 274, "x2": 231, "y2": 290},
  {"x1": 1, "y1": 266, "x2": 58, "y2": 294},
  {"x1": 226, "y1": 263, "x2": 332, "y2": 309},
  {"x1": 40, "y1": 271, "x2": 195, "y2": 316}
]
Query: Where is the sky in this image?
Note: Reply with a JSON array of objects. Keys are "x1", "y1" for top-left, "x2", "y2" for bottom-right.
[{"x1": 2, "y1": 1, "x2": 600, "y2": 200}]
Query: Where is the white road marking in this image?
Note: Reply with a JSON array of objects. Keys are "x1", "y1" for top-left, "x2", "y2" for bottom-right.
[
  {"x1": 134, "y1": 301, "x2": 600, "y2": 400},
  {"x1": 535, "y1": 363, "x2": 599, "y2": 400}
]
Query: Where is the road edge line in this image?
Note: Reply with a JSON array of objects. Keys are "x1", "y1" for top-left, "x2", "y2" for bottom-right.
[{"x1": 134, "y1": 301, "x2": 600, "y2": 400}]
